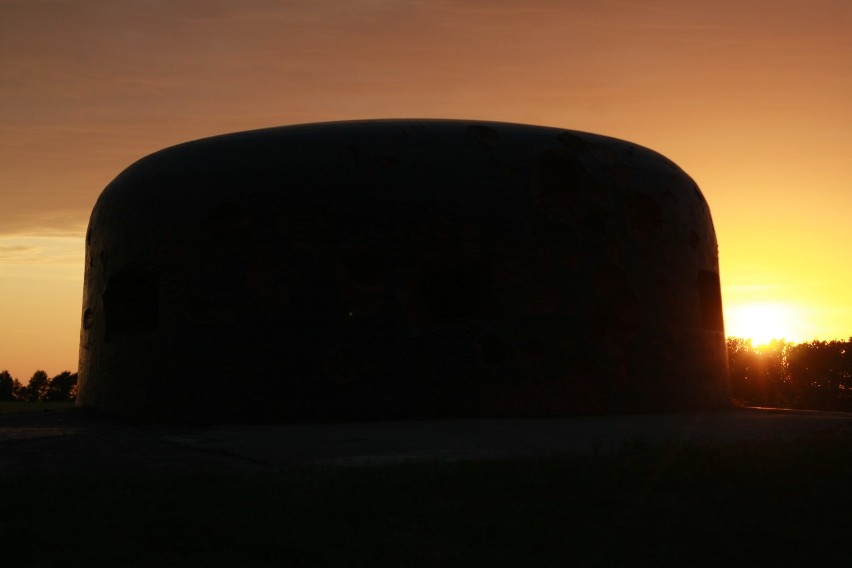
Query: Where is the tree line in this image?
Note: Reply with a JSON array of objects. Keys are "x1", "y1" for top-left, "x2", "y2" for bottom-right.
[
  {"x1": 728, "y1": 337, "x2": 852, "y2": 411},
  {"x1": 3, "y1": 338, "x2": 852, "y2": 410},
  {"x1": 0, "y1": 369, "x2": 78, "y2": 402}
]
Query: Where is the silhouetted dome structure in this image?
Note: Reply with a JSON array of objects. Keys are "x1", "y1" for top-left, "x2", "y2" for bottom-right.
[{"x1": 77, "y1": 119, "x2": 728, "y2": 422}]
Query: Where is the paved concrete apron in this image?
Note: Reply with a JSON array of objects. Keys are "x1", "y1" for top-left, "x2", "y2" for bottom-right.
[
  {"x1": 2, "y1": 408, "x2": 851, "y2": 473},
  {"x1": 165, "y1": 408, "x2": 852, "y2": 466}
]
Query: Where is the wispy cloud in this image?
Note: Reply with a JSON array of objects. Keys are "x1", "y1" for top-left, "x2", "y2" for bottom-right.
[
  {"x1": 0, "y1": 244, "x2": 38, "y2": 258},
  {"x1": 0, "y1": 236, "x2": 83, "y2": 266}
]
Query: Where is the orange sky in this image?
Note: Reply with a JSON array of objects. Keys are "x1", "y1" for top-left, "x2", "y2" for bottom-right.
[{"x1": 1, "y1": 0, "x2": 851, "y2": 380}]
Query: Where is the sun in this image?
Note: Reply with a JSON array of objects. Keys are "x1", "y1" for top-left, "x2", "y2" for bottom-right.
[{"x1": 724, "y1": 302, "x2": 802, "y2": 345}]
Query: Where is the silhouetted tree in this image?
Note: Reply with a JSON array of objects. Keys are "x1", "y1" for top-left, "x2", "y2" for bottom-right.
[
  {"x1": 11, "y1": 377, "x2": 25, "y2": 400},
  {"x1": 728, "y1": 336, "x2": 852, "y2": 411},
  {"x1": 45, "y1": 371, "x2": 78, "y2": 402},
  {"x1": 25, "y1": 370, "x2": 50, "y2": 402},
  {"x1": 727, "y1": 337, "x2": 755, "y2": 404},
  {"x1": 787, "y1": 340, "x2": 851, "y2": 411},
  {"x1": 0, "y1": 370, "x2": 15, "y2": 401},
  {"x1": 728, "y1": 338, "x2": 793, "y2": 408},
  {"x1": 757, "y1": 339, "x2": 792, "y2": 407}
]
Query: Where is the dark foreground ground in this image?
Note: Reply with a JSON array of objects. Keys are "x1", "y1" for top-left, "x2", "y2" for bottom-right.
[{"x1": 1, "y1": 406, "x2": 851, "y2": 566}]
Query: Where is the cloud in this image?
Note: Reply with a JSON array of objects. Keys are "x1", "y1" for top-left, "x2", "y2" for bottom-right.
[
  {"x1": 0, "y1": 208, "x2": 89, "y2": 239},
  {"x1": 0, "y1": 236, "x2": 83, "y2": 266},
  {"x1": 0, "y1": 244, "x2": 38, "y2": 258}
]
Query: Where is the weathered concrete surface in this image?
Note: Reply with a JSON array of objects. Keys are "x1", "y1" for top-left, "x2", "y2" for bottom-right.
[
  {"x1": 78, "y1": 119, "x2": 728, "y2": 422},
  {"x1": 0, "y1": 409, "x2": 261, "y2": 475},
  {"x1": 165, "y1": 408, "x2": 852, "y2": 466},
  {"x1": 2, "y1": 407, "x2": 850, "y2": 473}
]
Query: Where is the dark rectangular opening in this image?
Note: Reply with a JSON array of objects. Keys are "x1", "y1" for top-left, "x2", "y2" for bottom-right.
[
  {"x1": 698, "y1": 270, "x2": 724, "y2": 332},
  {"x1": 103, "y1": 267, "x2": 159, "y2": 340}
]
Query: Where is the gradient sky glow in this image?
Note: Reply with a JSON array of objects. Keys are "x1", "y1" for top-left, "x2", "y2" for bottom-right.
[{"x1": 2, "y1": 0, "x2": 851, "y2": 379}]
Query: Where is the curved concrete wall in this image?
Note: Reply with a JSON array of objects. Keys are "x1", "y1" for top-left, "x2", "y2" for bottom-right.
[{"x1": 77, "y1": 120, "x2": 728, "y2": 421}]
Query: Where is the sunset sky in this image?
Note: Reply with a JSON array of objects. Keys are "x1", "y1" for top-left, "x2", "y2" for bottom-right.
[{"x1": 1, "y1": 0, "x2": 851, "y2": 380}]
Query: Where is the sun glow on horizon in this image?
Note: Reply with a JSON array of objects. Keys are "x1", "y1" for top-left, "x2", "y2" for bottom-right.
[{"x1": 724, "y1": 301, "x2": 806, "y2": 346}]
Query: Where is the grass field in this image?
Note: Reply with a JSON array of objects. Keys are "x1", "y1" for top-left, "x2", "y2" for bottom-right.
[{"x1": 1, "y1": 431, "x2": 851, "y2": 566}]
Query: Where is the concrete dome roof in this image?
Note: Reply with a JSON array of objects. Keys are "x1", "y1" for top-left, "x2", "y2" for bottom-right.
[{"x1": 78, "y1": 119, "x2": 728, "y2": 422}]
